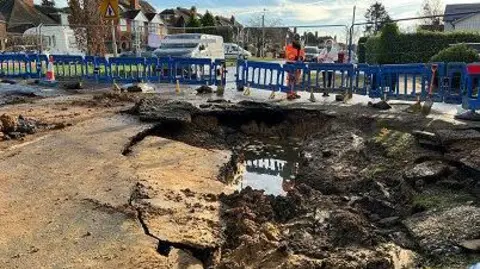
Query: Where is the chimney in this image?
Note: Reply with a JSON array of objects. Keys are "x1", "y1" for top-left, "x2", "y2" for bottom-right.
[
  {"x1": 24, "y1": 0, "x2": 34, "y2": 7},
  {"x1": 130, "y1": 0, "x2": 140, "y2": 10}
]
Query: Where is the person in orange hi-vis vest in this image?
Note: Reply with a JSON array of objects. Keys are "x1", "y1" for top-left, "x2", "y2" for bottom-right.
[{"x1": 285, "y1": 33, "x2": 305, "y2": 100}]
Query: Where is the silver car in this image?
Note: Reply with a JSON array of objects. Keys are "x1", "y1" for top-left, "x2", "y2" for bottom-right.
[{"x1": 304, "y1": 46, "x2": 320, "y2": 62}]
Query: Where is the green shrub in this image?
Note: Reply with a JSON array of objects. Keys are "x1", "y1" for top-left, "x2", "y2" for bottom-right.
[
  {"x1": 378, "y1": 23, "x2": 400, "y2": 64},
  {"x1": 364, "y1": 31, "x2": 480, "y2": 64},
  {"x1": 357, "y1": 36, "x2": 369, "y2": 63},
  {"x1": 430, "y1": 44, "x2": 480, "y2": 63}
]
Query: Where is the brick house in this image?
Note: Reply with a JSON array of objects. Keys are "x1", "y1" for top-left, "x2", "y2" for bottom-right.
[{"x1": 117, "y1": 0, "x2": 167, "y2": 51}]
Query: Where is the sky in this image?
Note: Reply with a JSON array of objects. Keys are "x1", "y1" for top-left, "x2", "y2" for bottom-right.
[{"x1": 44, "y1": 0, "x2": 480, "y2": 40}]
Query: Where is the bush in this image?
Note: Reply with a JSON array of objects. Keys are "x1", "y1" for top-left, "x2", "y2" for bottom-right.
[
  {"x1": 430, "y1": 44, "x2": 480, "y2": 63},
  {"x1": 378, "y1": 23, "x2": 400, "y2": 64},
  {"x1": 364, "y1": 30, "x2": 480, "y2": 64},
  {"x1": 357, "y1": 37, "x2": 369, "y2": 63}
]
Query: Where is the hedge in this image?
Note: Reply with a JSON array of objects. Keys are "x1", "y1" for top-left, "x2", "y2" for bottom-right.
[
  {"x1": 363, "y1": 29, "x2": 480, "y2": 64},
  {"x1": 357, "y1": 37, "x2": 368, "y2": 63},
  {"x1": 431, "y1": 44, "x2": 480, "y2": 63}
]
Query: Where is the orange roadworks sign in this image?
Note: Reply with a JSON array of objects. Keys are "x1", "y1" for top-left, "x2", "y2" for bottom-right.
[{"x1": 100, "y1": 0, "x2": 119, "y2": 20}]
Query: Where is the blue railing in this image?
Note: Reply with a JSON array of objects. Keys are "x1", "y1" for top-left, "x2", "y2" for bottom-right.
[
  {"x1": 0, "y1": 54, "x2": 226, "y2": 86},
  {"x1": 0, "y1": 53, "x2": 478, "y2": 111},
  {"x1": 235, "y1": 59, "x2": 479, "y2": 110}
]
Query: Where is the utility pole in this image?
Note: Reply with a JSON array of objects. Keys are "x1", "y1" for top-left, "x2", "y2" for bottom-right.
[
  {"x1": 348, "y1": 5, "x2": 356, "y2": 63},
  {"x1": 111, "y1": 21, "x2": 118, "y2": 57},
  {"x1": 261, "y1": 8, "x2": 266, "y2": 58}
]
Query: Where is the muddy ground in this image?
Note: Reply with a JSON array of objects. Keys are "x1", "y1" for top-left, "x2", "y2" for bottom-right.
[{"x1": 0, "y1": 88, "x2": 479, "y2": 269}]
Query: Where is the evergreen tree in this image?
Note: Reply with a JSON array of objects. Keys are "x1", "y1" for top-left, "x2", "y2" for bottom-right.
[
  {"x1": 186, "y1": 6, "x2": 201, "y2": 33},
  {"x1": 364, "y1": 2, "x2": 391, "y2": 35},
  {"x1": 200, "y1": 11, "x2": 216, "y2": 34}
]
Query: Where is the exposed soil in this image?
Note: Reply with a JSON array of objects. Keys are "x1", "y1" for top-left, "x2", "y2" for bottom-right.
[
  {"x1": 1, "y1": 90, "x2": 480, "y2": 269},
  {"x1": 127, "y1": 97, "x2": 480, "y2": 269}
]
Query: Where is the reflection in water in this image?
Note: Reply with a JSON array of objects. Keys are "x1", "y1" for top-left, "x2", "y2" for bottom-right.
[{"x1": 239, "y1": 140, "x2": 300, "y2": 196}]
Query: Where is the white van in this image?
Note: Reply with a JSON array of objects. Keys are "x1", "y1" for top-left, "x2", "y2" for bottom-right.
[
  {"x1": 153, "y1": 34, "x2": 224, "y2": 60},
  {"x1": 23, "y1": 26, "x2": 84, "y2": 56},
  {"x1": 224, "y1": 43, "x2": 251, "y2": 59}
]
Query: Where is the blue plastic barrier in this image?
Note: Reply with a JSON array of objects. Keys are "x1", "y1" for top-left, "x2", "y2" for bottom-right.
[
  {"x1": 354, "y1": 64, "x2": 370, "y2": 95},
  {"x1": 0, "y1": 54, "x2": 31, "y2": 78},
  {"x1": 241, "y1": 61, "x2": 284, "y2": 91},
  {"x1": 145, "y1": 57, "x2": 172, "y2": 83},
  {"x1": 24, "y1": 54, "x2": 48, "y2": 78},
  {"x1": 85, "y1": 56, "x2": 110, "y2": 82},
  {"x1": 51, "y1": 55, "x2": 85, "y2": 78},
  {"x1": 444, "y1": 63, "x2": 466, "y2": 104},
  {"x1": 213, "y1": 59, "x2": 227, "y2": 87},
  {"x1": 109, "y1": 57, "x2": 146, "y2": 83},
  {"x1": 280, "y1": 62, "x2": 307, "y2": 92},
  {"x1": 171, "y1": 57, "x2": 215, "y2": 85},
  {"x1": 305, "y1": 63, "x2": 354, "y2": 93},
  {"x1": 464, "y1": 64, "x2": 480, "y2": 110},
  {"x1": 235, "y1": 58, "x2": 248, "y2": 90},
  {"x1": 378, "y1": 64, "x2": 430, "y2": 101}
]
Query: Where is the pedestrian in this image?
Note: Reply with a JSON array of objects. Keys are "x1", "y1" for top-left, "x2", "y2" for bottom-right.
[
  {"x1": 285, "y1": 33, "x2": 305, "y2": 100},
  {"x1": 319, "y1": 39, "x2": 338, "y2": 96}
]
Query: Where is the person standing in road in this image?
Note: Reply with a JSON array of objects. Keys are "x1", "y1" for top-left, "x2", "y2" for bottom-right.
[
  {"x1": 319, "y1": 39, "x2": 338, "y2": 96},
  {"x1": 285, "y1": 33, "x2": 305, "y2": 100}
]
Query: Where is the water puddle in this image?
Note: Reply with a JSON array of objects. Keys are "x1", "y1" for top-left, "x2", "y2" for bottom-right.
[{"x1": 237, "y1": 139, "x2": 301, "y2": 196}]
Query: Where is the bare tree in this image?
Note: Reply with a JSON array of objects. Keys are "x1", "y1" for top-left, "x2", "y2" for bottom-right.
[
  {"x1": 421, "y1": 0, "x2": 443, "y2": 25},
  {"x1": 247, "y1": 14, "x2": 283, "y2": 57},
  {"x1": 68, "y1": 0, "x2": 107, "y2": 55}
]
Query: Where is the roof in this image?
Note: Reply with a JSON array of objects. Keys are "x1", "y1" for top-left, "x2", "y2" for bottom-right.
[
  {"x1": 0, "y1": 0, "x2": 58, "y2": 33},
  {"x1": 215, "y1": 15, "x2": 242, "y2": 27},
  {"x1": 444, "y1": 3, "x2": 480, "y2": 23},
  {"x1": 145, "y1": 12, "x2": 156, "y2": 21},
  {"x1": 118, "y1": 0, "x2": 156, "y2": 13},
  {"x1": 122, "y1": 10, "x2": 142, "y2": 20}
]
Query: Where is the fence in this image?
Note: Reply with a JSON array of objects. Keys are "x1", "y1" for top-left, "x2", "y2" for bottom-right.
[
  {"x1": 0, "y1": 53, "x2": 479, "y2": 111},
  {"x1": 0, "y1": 54, "x2": 226, "y2": 86},
  {"x1": 235, "y1": 59, "x2": 480, "y2": 111}
]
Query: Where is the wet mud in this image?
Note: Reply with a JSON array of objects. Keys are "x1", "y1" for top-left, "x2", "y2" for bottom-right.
[{"x1": 125, "y1": 97, "x2": 480, "y2": 269}]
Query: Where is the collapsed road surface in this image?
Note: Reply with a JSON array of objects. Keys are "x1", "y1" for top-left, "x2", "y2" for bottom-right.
[{"x1": 0, "y1": 90, "x2": 480, "y2": 269}]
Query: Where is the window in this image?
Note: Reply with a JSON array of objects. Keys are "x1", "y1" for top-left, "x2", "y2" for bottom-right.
[
  {"x1": 119, "y1": 19, "x2": 127, "y2": 32},
  {"x1": 149, "y1": 23, "x2": 158, "y2": 33}
]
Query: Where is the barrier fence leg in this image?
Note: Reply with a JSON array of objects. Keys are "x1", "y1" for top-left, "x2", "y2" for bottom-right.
[
  {"x1": 309, "y1": 86, "x2": 316, "y2": 102},
  {"x1": 268, "y1": 86, "x2": 275, "y2": 100},
  {"x1": 243, "y1": 83, "x2": 251, "y2": 96},
  {"x1": 176, "y1": 79, "x2": 181, "y2": 94}
]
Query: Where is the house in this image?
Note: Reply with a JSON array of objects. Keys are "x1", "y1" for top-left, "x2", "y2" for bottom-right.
[
  {"x1": 145, "y1": 13, "x2": 167, "y2": 37},
  {"x1": 444, "y1": 3, "x2": 480, "y2": 32},
  {"x1": 0, "y1": 0, "x2": 58, "y2": 33},
  {"x1": 215, "y1": 15, "x2": 243, "y2": 42},
  {"x1": 159, "y1": 7, "x2": 202, "y2": 29},
  {"x1": 0, "y1": 14, "x2": 6, "y2": 50},
  {"x1": 117, "y1": 0, "x2": 167, "y2": 51}
]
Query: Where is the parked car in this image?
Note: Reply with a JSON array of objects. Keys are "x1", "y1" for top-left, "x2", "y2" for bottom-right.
[
  {"x1": 304, "y1": 46, "x2": 320, "y2": 62},
  {"x1": 224, "y1": 43, "x2": 252, "y2": 59},
  {"x1": 153, "y1": 33, "x2": 225, "y2": 60}
]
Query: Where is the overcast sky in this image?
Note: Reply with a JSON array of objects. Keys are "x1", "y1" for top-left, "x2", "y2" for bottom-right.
[{"x1": 47, "y1": 0, "x2": 480, "y2": 40}]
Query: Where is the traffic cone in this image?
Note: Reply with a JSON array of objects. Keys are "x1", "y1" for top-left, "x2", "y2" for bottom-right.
[
  {"x1": 176, "y1": 79, "x2": 181, "y2": 94},
  {"x1": 46, "y1": 56, "x2": 55, "y2": 82}
]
